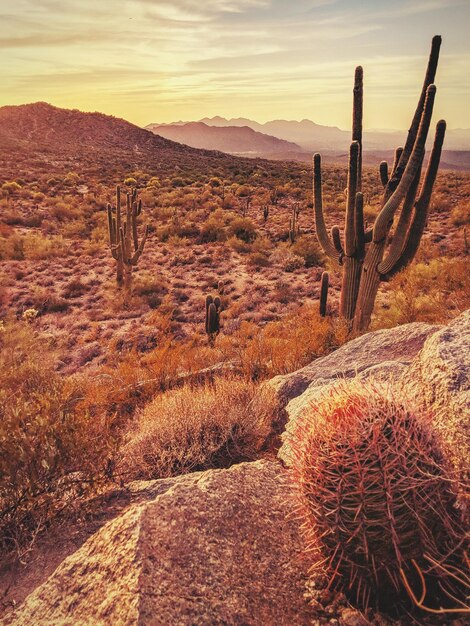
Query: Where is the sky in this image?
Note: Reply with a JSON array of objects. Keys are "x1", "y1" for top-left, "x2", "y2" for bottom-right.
[{"x1": 2, "y1": 0, "x2": 470, "y2": 130}]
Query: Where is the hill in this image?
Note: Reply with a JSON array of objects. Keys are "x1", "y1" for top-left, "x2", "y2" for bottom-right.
[
  {"x1": 146, "y1": 121, "x2": 304, "y2": 157},
  {"x1": 0, "y1": 102, "x2": 287, "y2": 181},
  {"x1": 0, "y1": 102, "x2": 181, "y2": 154}
]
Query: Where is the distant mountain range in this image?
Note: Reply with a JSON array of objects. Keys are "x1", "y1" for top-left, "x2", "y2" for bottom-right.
[
  {"x1": 147, "y1": 116, "x2": 470, "y2": 162},
  {"x1": 0, "y1": 103, "x2": 468, "y2": 173},
  {"x1": 146, "y1": 121, "x2": 304, "y2": 159}
]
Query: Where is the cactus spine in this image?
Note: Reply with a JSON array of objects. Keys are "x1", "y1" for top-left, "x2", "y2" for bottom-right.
[
  {"x1": 313, "y1": 37, "x2": 445, "y2": 331},
  {"x1": 107, "y1": 186, "x2": 149, "y2": 290}
]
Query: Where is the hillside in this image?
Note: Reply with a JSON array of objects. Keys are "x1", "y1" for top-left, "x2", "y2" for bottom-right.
[
  {"x1": 146, "y1": 121, "x2": 304, "y2": 157},
  {"x1": 0, "y1": 102, "x2": 270, "y2": 182},
  {"x1": 0, "y1": 102, "x2": 180, "y2": 153}
]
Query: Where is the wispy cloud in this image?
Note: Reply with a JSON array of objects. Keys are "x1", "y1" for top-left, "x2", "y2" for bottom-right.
[{"x1": 1, "y1": 0, "x2": 469, "y2": 128}]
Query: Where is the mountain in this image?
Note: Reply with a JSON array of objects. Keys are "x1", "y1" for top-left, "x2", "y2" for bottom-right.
[
  {"x1": 146, "y1": 121, "x2": 304, "y2": 157},
  {"x1": 153, "y1": 116, "x2": 470, "y2": 153},
  {"x1": 0, "y1": 102, "x2": 186, "y2": 154},
  {"x1": 0, "y1": 103, "x2": 275, "y2": 181}
]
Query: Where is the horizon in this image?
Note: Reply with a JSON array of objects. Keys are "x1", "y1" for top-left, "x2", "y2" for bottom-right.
[{"x1": 2, "y1": 1, "x2": 470, "y2": 131}]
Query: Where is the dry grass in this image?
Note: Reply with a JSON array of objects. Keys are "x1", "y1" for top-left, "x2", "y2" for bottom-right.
[
  {"x1": 118, "y1": 376, "x2": 277, "y2": 480},
  {"x1": 0, "y1": 322, "x2": 113, "y2": 557},
  {"x1": 373, "y1": 256, "x2": 470, "y2": 328}
]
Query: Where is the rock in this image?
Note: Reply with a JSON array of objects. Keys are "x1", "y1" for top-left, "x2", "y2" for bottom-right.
[
  {"x1": 403, "y1": 309, "x2": 470, "y2": 469},
  {"x1": 278, "y1": 309, "x2": 470, "y2": 469},
  {"x1": 4, "y1": 461, "x2": 315, "y2": 626},
  {"x1": 270, "y1": 321, "x2": 439, "y2": 407},
  {"x1": 276, "y1": 320, "x2": 439, "y2": 465}
]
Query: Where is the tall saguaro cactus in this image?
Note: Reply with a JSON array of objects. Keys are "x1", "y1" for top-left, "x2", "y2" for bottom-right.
[
  {"x1": 314, "y1": 36, "x2": 445, "y2": 332},
  {"x1": 107, "y1": 186, "x2": 149, "y2": 290}
]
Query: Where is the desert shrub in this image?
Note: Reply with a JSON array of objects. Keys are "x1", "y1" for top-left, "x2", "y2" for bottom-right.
[
  {"x1": 219, "y1": 306, "x2": 348, "y2": 380},
  {"x1": 0, "y1": 322, "x2": 111, "y2": 555},
  {"x1": 61, "y1": 278, "x2": 89, "y2": 299},
  {"x1": 248, "y1": 251, "x2": 270, "y2": 268},
  {"x1": 0, "y1": 234, "x2": 25, "y2": 260},
  {"x1": 451, "y1": 202, "x2": 470, "y2": 226},
  {"x1": 29, "y1": 287, "x2": 69, "y2": 313},
  {"x1": 374, "y1": 257, "x2": 470, "y2": 328},
  {"x1": 199, "y1": 210, "x2": 229, "y2": 243},
  {"x1": 10, "y1": 233, "x2": 68, "y2": 260},
  {"x1": 118, "y1": 377, "x2": 277, "y2": 480},
  {"x1": 270, "y1": 246, "x2": 304, "y2": 272},
  {"x1": 290, "y1": 380, "x2": 468, "y2": 613},
  {"x1": 227, "y1": 235, "x2": 251, "y2": 253},
  {"x1": 132, "y1": 273, "x2": 168, "y2": 308},
  {"x1": 1, "y1": 181, "x2": 21, "y2": 195},
  {"x1": 228, "y1": 216, "x2": 257, "y2": 243},
  {"x1": 291, "y1": 235, "x2": 324, "y2": 267}
]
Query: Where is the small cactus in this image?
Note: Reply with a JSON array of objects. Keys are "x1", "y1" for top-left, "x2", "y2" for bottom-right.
[
  {"x1": 290, "y1": 380, "x2": 468, "y2": 613},
  {"x1": 205, "y1": 294, "x2": 221, "y2": 341},
  {"x1": 289, "y1": 205, "x2": 299, "y2": 243},
  {"x1": 319, "y1": 271, "x2": 329, "y2": 317}
]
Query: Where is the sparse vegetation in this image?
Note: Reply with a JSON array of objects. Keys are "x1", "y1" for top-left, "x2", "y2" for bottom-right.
[
  {"x1": 118, "y1": 377, "x2": 277, "y2": 480},
  {"x1": 0, "y1": 63, "x2": 468, "y2": 613}
]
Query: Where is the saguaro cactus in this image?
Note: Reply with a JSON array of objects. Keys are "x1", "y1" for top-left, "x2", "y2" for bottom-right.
[
  {"x1": 319, "y1": 271, "x2": 329, "y2": 317},
  {"x1": 107, "y1": 186, "x2": 149, "y2": 290},
  {"x1": 314, "y1": 37, "x2": 445, "y2": 331},
  {"x1": 205, "y1": 294, "x2": 221, "y2": 342}
]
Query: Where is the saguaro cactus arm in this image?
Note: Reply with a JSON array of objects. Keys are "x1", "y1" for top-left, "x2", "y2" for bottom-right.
[
  {"x1": 379, "y1": 120, "x2": 446, "y2": 278},
  {"x1": 373, "y1": 85, "x2": 436, "y2": 244},
  {"x1": 352, "y1": 66, "x2": 363, "y2": 191},
  {"x1": 344, "y1": 141, "x2": 360, "y2": 257},
  {"x1": 354, "y1": 192, "x2": 365, "y2": 259},
  {"x1": 331, "y1": 226, "x2": 344, "y2": 257},
  {"x1": 319, "y1": 271, "x2": 329, "y2": 317},
  {"x1": 384, "y1": 36, "x2": 441, "y2": 202},
  {"x1": 313, "y1": 153, "x2": 342, "y2": 263},
  {"x1": 379, "y1": 161, "x2": 389, "y2": 188}
]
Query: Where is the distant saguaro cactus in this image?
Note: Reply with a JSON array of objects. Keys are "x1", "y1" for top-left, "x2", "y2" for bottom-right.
[
  {"x1": 205, "y1": 294, "x2": 221, "y2": 342},
  {"x1": 314, "y1": 37, "x2": 445, "y2": 331},
  {"x1": 107, "y1": 186, "x2": 149, "y2": 290},
  {"x1": 289, "y1": 204, "x2": 299, "y2": 243}
]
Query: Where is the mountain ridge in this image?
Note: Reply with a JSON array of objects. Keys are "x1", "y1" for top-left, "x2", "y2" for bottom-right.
[
  {"x1": 147, "y1": 115, "x2": 470, "y2": 152},
  {"x1": 146, "y1": 121, "x2": 304, "y2": 156}
]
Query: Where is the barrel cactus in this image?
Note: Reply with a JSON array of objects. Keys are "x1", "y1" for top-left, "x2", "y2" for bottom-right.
[{"x1": 290, "y1": 380, "x2": 468, "y2": 613}]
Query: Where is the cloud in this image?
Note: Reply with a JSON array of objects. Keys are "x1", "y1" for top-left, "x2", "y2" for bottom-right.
[{"x1": 1, "y1": 0, "x2": 469, "y2": 128}]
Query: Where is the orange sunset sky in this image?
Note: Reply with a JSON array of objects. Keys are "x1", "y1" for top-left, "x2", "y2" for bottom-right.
[{"x1": 2, "y1": 0, "x2": 469, "y2": 129}]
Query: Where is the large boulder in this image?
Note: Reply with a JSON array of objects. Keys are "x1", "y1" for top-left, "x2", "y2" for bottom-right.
[
  {"x1": 272, "y1": 321, "x2": 440, "y2": 465},
  {"x1": 403, "y1": 310, "x2": 470, "y2": 468},
  {"x1": 3, "y1": 461, "x2": 315, "y2": 626},
  {"x1": 270, "y1": 321, "x2": 439, "y2": 407},
  {"x1": 278, "y1": 311, "x2": 469, "y2": 467}
]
